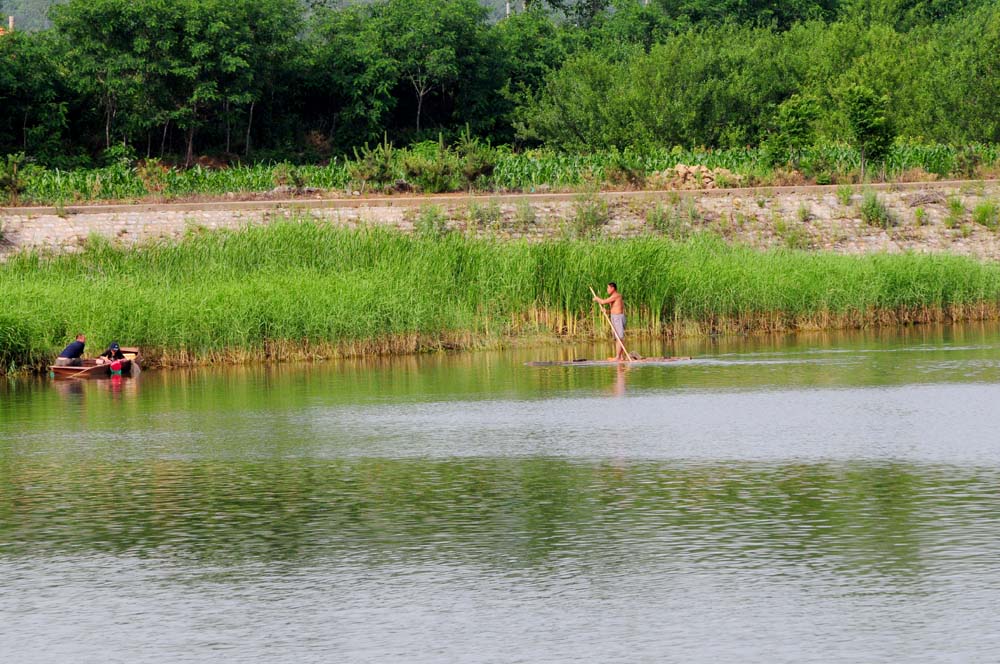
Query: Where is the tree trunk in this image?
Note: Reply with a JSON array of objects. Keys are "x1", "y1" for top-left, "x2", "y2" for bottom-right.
[
  {"x1": 416, "y1": 92, "x2": 424, "y2": 133},
  {"x1": 245, "y1": 101, "x2": 255, "y2": 157},
  {"x1": 160, "y1": 120, "x2": 170, "y2": 157},
  {"x1": 105, "y1": 103, "x2": 112, "y2": 150},
  {"x1": 185, "y1": 125, "x2": 195, "y2": 168}
]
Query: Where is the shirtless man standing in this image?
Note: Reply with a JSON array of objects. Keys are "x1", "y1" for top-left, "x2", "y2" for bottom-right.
[{"x1": 593, "y1": 282, "x2": 627, "y2": 361}]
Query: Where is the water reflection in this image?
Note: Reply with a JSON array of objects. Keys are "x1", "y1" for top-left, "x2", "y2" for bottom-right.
[
  {"x1": 2, "y1": 458, "x2": 997, "y2": 575},
  {"x1": 3, "y1": 324, "x2": 1000, "y2": 662}
]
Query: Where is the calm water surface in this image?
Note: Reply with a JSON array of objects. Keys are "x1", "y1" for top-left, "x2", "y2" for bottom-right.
[{"x1": 3, "y1": 325, "x2": 1000, "y2": 663}]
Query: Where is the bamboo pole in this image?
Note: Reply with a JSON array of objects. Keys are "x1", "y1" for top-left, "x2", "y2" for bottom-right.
[{"x1": 589, "y1": 286, "x2": 633, "y2": 363}]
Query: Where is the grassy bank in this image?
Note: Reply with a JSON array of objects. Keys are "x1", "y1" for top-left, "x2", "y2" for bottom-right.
[
  {"x1": 3, "y1": 220, "x2": 1000, "y2": 373},
  {"x1": 6, "y1": 141, "x2": 1000, "y2": 206}
]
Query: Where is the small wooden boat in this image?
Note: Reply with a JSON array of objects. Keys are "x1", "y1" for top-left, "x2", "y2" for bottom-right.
[
  {"x1": 50, "y1": 347, "x2": 141, "y2": 379},
  {"x1": 525, "y1": 356, "x2": 692, "y2": 367}
]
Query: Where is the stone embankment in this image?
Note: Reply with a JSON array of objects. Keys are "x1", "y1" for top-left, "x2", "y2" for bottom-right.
[{"x1": 2, "y1": 180, "x2": 1000, "y2": 260}]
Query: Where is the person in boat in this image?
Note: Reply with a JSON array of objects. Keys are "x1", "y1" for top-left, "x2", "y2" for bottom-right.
[
  {"x1": 55, "y1": 333, "x2": 86, "y2": 367},
  {"x1": 593, "y1": 282, "x2": 627, "y2": 361},
  {"x1": 97, "y1": 342, "x2": 126, "y2": 365}
]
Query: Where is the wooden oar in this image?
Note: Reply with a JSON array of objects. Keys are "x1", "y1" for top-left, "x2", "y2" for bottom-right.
[
  {"x1": 589, "y1": 286, "x2": 633, "y2": 363},
  {"x1": 60, "y1": 365, "x2": 94, "y2": 379}
]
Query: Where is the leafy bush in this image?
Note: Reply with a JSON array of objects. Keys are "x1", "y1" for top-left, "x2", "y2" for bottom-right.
[
  {"x1": 572, "y1": 194, "x2": 609, "y2": 237},
  {"x1": 272, "y1": 162, "x2": 307, "y2": 191},
  {"x1": 455, "y1": 129, "x2": 498, "y2": 190},
  {"x1": 350, "y1": 136, "x2": 397, "y2": 192},
  {"x1": 514, "y1": 200, "x2": 536, "y2": 229},
  {"x1": 647, "y1": 204, "x2": 688, "y2": 239},
  {"x1": 836, "y1": 184, "x2": 854, "y2": 206},
  {"x1": 402, "y1": 139, "x2": 462, "y2": 194},
  {"x1": 859, "y1": 190, "x2": 896, "y2": 228},
  {"x1": 468, "y1": 200, "x2": 502, "y2": 229},
  {"x1": 796, "y1": 203, "x2": 812, "y2": 223},
  {"x1": 914, "y1": 206, "x2": 928, "y2": 226},
  {"x1": 0, "y1": 153, "x2": 27, "y2": 206},
  {"x1": 773, "y1": 217, "x2": 812, "y2": 249},
  {"x1": 946, "y1": 196, "x2": 965, "y2": 228},
  {"x1": 412, "y1": 205, "x2": 450, "y2": 239},
  {"x1": 972, "y1": 200, "x2": 999, "y2": 229},
  {"x1": 101, "y1": 143, "x2": 137, "y2": 167},
  {"x1": 136, "y1": 159, "x2": 168, "y2": 197},
  {"x1": 953, "y1": 147, "x2": 982, "y2": 179}
]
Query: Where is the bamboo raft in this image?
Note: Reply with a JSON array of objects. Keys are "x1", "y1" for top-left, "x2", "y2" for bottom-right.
[{"x1": 525, "y1": 356, "x2": 692, "y2": 367}]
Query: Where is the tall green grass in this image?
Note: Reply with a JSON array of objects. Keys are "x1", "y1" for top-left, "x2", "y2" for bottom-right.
[
  {"x1": 3, "y1": 221, "x2": 1000, "y2": 372},
  {"x1": 9, "y1": 141, "x2": 1000, "y2": 205}
]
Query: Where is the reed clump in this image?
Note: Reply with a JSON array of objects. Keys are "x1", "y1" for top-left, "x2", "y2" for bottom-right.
[{"x1": 3, "y1": 220, "x2": 1000, "y2": 373}]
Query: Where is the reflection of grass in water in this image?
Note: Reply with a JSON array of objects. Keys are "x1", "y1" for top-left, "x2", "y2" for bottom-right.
[
  {"x1": 4, "y1": 220, "x2": 1000, "y2": 371},
  {"x1": 0, "y1": 456, "x2": 959, "y2": 575}
]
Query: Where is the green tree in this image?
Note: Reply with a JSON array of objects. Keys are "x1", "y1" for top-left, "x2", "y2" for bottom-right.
[
  {"x1": 305, "y1": 6, "x2": 398, "y2": 150},
  {"x1": 51, "y1": 0, "x2": 154, "y2": 151},
  {"x1": 0, "y1": 31, "x2": 75, "y2": 163},
  {"x1": 765, "y1": 94, "x2": 819, "y2": 167},
  {"x1": 653, "y1": 0, "x2": 840, "y2": 28},
  {"x1": 53, "y1": 0, "x2": 301, "y2": 163},
  {"x1": 841, "y1": 85, "x2": 895, "y2": 179},
  {"x1": 373, "y1": 0, "x2": 492, "y2": 135}
]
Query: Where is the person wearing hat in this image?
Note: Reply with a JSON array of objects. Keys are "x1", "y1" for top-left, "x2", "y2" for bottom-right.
[{"x1": 97, "y1": 342, "x2": 125, "y2": 364}]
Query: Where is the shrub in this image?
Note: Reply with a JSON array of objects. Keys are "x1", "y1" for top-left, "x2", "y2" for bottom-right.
[
  {"x1": 514, "y1": 200, "x2": 537, "y2": 229},
  {"x1": 953, "y1": 147, "x2": 981, "y2": 179},
  {"x1": 468, "y1": 200, "x2": 502, "y2": 229},
  {"x1": 647, "y1": 204, "x2": 688, "y2": 239},
  {"x1": 456, "y1": 128, "x2": 497, "y2": 190},
  {"x1": 859, "y1": 191, "x2": 896, "y2": 228},
  {"x1": 714, "y1": 171, "x2": 736, "y2": 188},
  {"x1": 412, "y1": 205, "x2": 450, "y2": 239},
  {"x1": 946, "y1": 196, "x2": 965, "y2": 228},
  {"x1": 797, "y1": 203, "x2": 812, "y2": 223},
  {"x1": 100, "y1": 144, "x2": 137, "y2": 167},
  {"x1": 604, "y1": 151, "x2": 646, "y2": 188},
  {"x1": 836, "y1": 184, "x2": 853, "y2": 206},
  {"x1": 0, "y1": 153, "x2": 27, "y2": 206},
  {"x1": 402, "y1": 138, "x2": 462, "y2": 194},
  {"x1": 272, "y1": 162, "x2": 306, "y2": 191},
  {"x1": 683, "y1": 198, "x2": 701, "y2": 223},
  {"x1": 972, "y1": 200, "x2": 999, "y2": 229},
  {"x1": 136, "y1": 159, "x2": 168, "y2": 198},
  {"x1": 350, "y1": 136, "x2": 397, "y2": 192},
  {"x1": 773, "y1": 216, "x2": 811, "y2": 249},
  {"x1": 914, "y1": 206, "x2": 928, "y2": 226},
  {"x1": 572, "y1": 194, "x2": 609, "y2": 237}
]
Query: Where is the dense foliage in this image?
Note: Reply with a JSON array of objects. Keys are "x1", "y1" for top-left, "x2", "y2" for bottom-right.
[{"x1": 1, "y1": 0, "x2": 998, "y2": 172}]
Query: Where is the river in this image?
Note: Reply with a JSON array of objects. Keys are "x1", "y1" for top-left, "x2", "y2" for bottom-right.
[{"x1": 2, "y1": 325, "x2": 1000, "y2": 662}]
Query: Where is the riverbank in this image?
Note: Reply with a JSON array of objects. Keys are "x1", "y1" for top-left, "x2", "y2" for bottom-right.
[
  {"x1": 4, "y1": 220, "x2": 1000, "y2": 374},
  {"x1": 4, "y1": 180, "x2": 1000, "y2": 261}
]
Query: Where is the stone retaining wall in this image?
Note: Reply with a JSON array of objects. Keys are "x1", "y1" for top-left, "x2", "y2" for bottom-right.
[{"x1": 3, "y1": 181, "x2": 1000, "y2": 260}]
